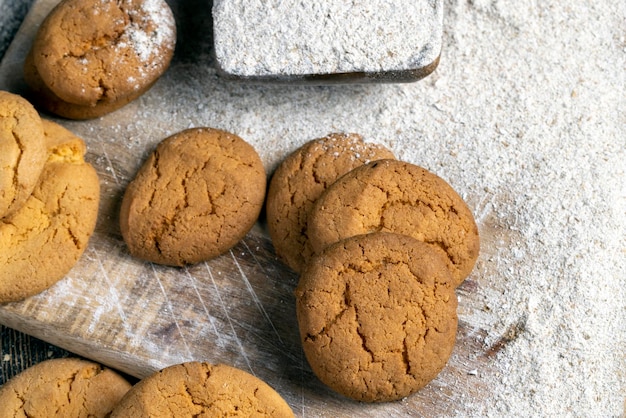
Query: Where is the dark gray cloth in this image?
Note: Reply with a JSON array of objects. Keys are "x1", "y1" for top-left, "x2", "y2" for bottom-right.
[{"x1": 0, "y1": 0, "x2": 35, "y2": 59}]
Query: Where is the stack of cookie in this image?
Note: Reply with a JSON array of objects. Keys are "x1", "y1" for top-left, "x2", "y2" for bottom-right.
[
  {"x1": 266, "y1": 133, "x2": 396, "y2": 273},
  {"x1": 0, "y1": 358, "x2": 295, "y2": 417},
  {"x1": 266, "y1": 134, "x2": 480, "y2": 402},
  {"x1": 0, "y1": 90, "x2": 100, "y2": 304},
  {"x1": 23, "y1": 0, "x2": 176, "y2": 120}
]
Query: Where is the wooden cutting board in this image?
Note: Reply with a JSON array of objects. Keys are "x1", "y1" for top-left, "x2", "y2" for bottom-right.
[{"x1": 0, "y1": 1, "x2": 500, "y2": 415}]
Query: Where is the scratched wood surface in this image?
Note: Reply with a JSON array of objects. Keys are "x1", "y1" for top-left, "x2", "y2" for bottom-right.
[{"x1": 0, "y1": 1, "x2": 499, "y2": 416}]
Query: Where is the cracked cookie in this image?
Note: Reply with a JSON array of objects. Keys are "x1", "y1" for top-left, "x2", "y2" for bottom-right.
[
  {"x1": 110, "y1": 362, "x2": 294, "y2": 417},
  {"x1": 0, "y1": 120, "x2": 100, "y2": 303},
  {"x1": 0, "y1": 91, "x2": 47, "y2": 219},
  {"x1": 307, "y1": 159, "x2": 480, "y2": 287},
  {"x1": 0, "y1": 358, "x2": 131, "y2": 418},
  {"x1": 120, "y1": 128, "x2": 266, "y2": 266},
  {"x1": 266, "y1": 133, "x2": 395, "y2": 273},
  {"x1": 295, "y1": 232, "x2": 458, "y2": 402},
  {"x1": 25, "y1": 0, "x2": 176, "y2": 119}
]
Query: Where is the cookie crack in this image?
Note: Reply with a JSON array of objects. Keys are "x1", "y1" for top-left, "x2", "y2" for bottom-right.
[
  {"x1": 354, "y1": 303, "x2": 375, "y2": 362},
  {"x1": 181, "y1": 172, "x2": 192, "y2": 211},
  {"x1": 96, "y1": 78, "x2": 109, "y2": 103},
  {"x1": 401, "y1": 325, "x2": 412, "y2": 376},
  {"x1": 11, "y1": 387, "x2": 26, "y2": 413},
  {"x1": 147, "y1": 150, "x2": 162, "y2": 208},
  {"x1": 205, "y1": 182, "x2": 225, "y2": 219},
  {"x1": 61, "y1": 30, "x2": 122, "y2": 60},
  {"x1": 153, "y1": 219, "x2": 169, "y2": 256},
  {"x1": 309, "y1": 145, "x2": 350, "y2": 188},
  {"x1": 54, "y1": 184, "x2": 82, "y2": 249},
  {"x1": 59, "y1": 369, "x2": 81, "y2": 410},
  {"x1": 9, "y1": 120, "x2": 24, "y2": 207},
  {"x1": 305, "y1": 285, "x2": 352, "y2": 342},
  {"x1": 183, "y1": 382, "x2": 208, "y2": 411},
  {"x1": 156, "y1": 379, "x2": 186, "y2": 416},
  {"x1": 424, "y1": 238, "x2": 453, "y2": 260},
  {"x1": 375, "y1": 193, "x2": 463, "y2": 269},
  {"x1": 1, "y1": 197, "x2": 48, "y2": 246},
  {"x1": 342, "y1": 253, "x2": 404, "y2": 277},
  {"x1": 66, "y1": 224, "x2": 82, "y2": 249},
  {"x1": 197, "y1": 157, "x2": 228, "y2": 218}
]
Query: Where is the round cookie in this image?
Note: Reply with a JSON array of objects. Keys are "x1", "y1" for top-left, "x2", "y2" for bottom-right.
[
  {"x1": 110, "y1": 362, "x2": 294, "y2": 417},
  {"x1": 27, "y1": 0, "x2": 176, "y2": 117},
  {"x1": 295, "y1": 232, "x2": 458, "y2": 402},
  {"x1": 120, "y1": 128, "x2": 266, "y2": 266},
  {"x1": 0, "y1": 120, "x2": 100, "y2": 303},
  {"x1": 0, "y1": 358, "x2": 131, "y2": 418},
  {"x1": 0, "y1": 90, "x2": 47, "y2": 219},
  {"x1": 307, "y1": 159, "x2": 480, "y2": 287},
  {"x1": 266, "y1": 133, "x2": 395, "y2": 273}
]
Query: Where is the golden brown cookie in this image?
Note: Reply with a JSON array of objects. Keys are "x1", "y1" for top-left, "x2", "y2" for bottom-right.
[
  {"x1": 26, "y1": 0, "x2": 176, "y2": 118},
  {"x1": 0, "y1": 90, "x2": 47, "y2": 218},
  {"x1": 266, "y1": 133, "x2": 395, "y2": 273},
  {"x1": 0, "y1": 120, "x2": 100, "y2": 303},
  {"x1": 307, "y1": 159, "x2": 480, "y2": 287},
  {"x1": 295, "y1": 232, "x2": 458, "y2": 402},
  {"x1": 0, "y1": 358, "x2": 131, "y2": 418},
  {"x1": 110, "y1": 362, "x2": 294, "y2": 417},
  {"x1": 120, "y1": 128, "x2": 266, "y2": 266}
]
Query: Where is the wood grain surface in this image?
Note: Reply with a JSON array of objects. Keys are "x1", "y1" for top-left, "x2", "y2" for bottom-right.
[{"x1": 0, "y1": 1, "x2": 499, "y2": 416}]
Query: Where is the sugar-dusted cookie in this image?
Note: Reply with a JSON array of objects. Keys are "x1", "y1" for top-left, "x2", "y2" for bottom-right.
[
  {"x1": 295, "y1": 232, "x2": 458, "y2": 402},
  {"x1": 0, "y1": 120, "x2": 100, "y2": 303},
  {"x1": 26, "y1": 0, "x2": 176, "y2": 118},
  {"x1": 110, "y1": 362, "x2": 294, "y2": 417},
  {"x1": 0, "y1": 91, "x2": 47, "y2": 218},
  {"x1": 266, "y1": 133, "x2": 395, "y2": 273},
  {"x1": 0, "y1": 358, "x2": 131, "y2": 418},
  {"x1": 307, "y1": 159, "x2": 479, "y2": 287},
  {"x1": 120, "y1": 128, "x2": 266, "y2": 266}
]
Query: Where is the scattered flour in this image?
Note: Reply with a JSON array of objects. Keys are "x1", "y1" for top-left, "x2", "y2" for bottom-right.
[
  {"x1": 82, "y1": 1, "x2": 626, "y2": 413},
  {"x1": 185, "y1": 1, "x2": 626, "y2": 415},
  {"x1": 0, "y1": 0, "x2": 624, "y2": 416}
]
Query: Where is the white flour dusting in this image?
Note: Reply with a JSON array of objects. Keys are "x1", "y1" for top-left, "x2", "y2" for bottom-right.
[
  {"x1": 83, "y1": 0, "x2": 625, "y2": 412},
  {"x1": 125, "y1": 0, "x2": 175, "y2": 63},
  {"x1": 0, "y1": 0, "x2": 623, "y2": 415},
  {"x1": 153, "y1": 1, "x2": 625, "y2": 415},
  {"x1": 64, "y1": 0, "x2": 626, "y2": 411},
  {"x1": 212, "y1": 0, "x2": 443, "y2": 76}
]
